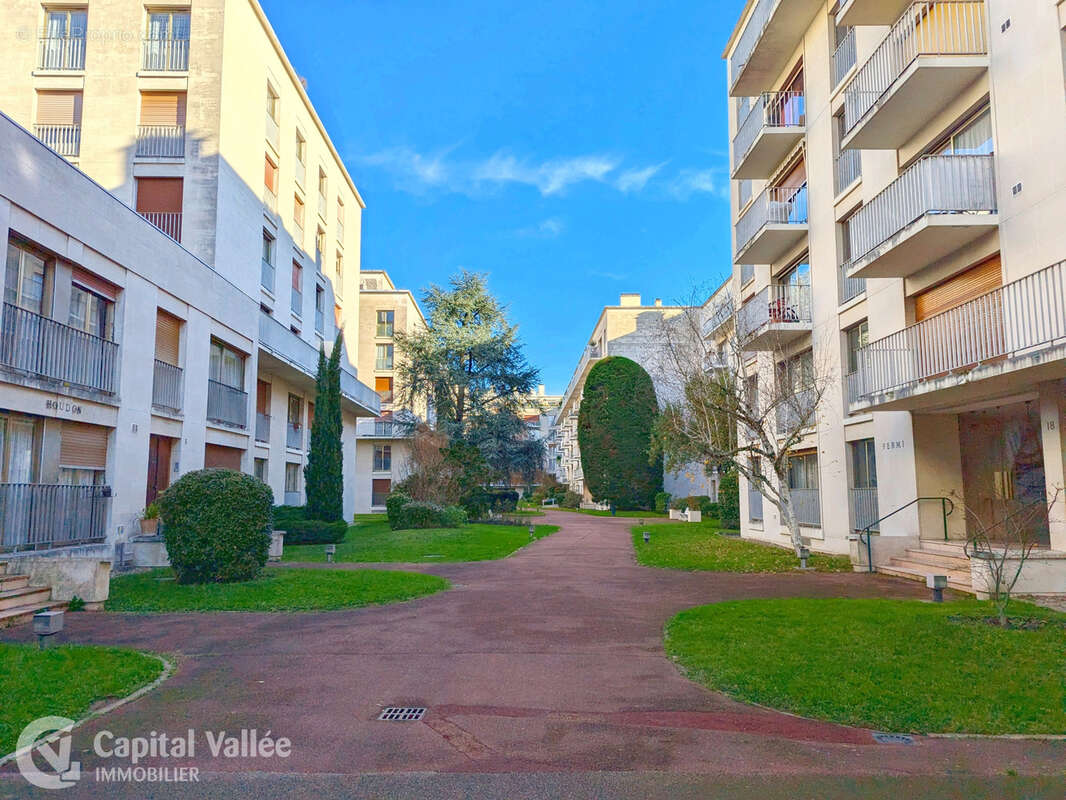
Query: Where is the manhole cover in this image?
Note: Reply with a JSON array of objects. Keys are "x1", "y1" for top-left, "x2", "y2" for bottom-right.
[
  {"x1": 378, "y1": 707, "x2": 427, "y2": 721},
  {"x1": 873, "y1": 732, "x2": 915, "y2": 745}
]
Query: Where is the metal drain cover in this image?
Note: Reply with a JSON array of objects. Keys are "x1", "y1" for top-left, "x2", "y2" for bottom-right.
[
  {"x1": 873, "y1": 732, "x2": 915, "y2": 745},
  {"x1": 378, "y1": 707, "x2": 427, "y2": 721}
]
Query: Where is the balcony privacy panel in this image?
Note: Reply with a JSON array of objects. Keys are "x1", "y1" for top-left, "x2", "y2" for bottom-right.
[{"x1": 0, "y1": 484, "x2": 110, "y2": 551}]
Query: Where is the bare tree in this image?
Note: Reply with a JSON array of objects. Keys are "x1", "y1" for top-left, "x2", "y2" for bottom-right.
[{"x1": 651, "y1": 287, "x2": 836, "y2": 556}]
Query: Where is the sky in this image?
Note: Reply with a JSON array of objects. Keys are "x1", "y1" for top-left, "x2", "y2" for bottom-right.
[{"x1": 260, "y1": 0, "x2": 744, "y2": 393}]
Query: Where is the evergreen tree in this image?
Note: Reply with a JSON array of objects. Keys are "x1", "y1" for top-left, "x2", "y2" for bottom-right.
[{"x1": 304, "y1": 334, "x2": 344, "y2": 521}]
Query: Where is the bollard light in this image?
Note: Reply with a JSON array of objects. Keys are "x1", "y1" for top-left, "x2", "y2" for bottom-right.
[
  {"x1": 642, "y1": 531, "x2": 650, "y2": 544},
  {"x1": 33, "y1": 610, "x2": 64, "y2": 649},
  {"x1": 798, "y1": 546, "x2": 810, "y2": 570},
  {"x1": 325, "y1": 544, "x2": 336, "y2": 563},
  {"x1": 529, "y1": 521, "x2": 536, "y2": 539},
  {"x1": 926, "y1": 574, "x2": 947, "y2": 603}
]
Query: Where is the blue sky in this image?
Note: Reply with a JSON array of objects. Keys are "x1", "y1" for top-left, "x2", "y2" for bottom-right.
[{"x1": 261, "y1": 0, "x2": 743, "y2": 393}]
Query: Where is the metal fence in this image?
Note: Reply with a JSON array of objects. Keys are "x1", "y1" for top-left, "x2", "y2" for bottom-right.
[
  {"x1": 34, "y1": 124, "x2": 80, "y2": 157},
  {"x1": 834, "y1": 148, "x2": 861, "y2": 195},
  {"x1": 842, "y1": 155, "x2": 995, "y2": 271},
  {"x1": 142, "y1": 37, "x2": 190, "y2": 71},
  {"x1": 0, "y1": 303, "x2": 118, "y2": 393},
  {"x1": 286, "y1": 422, "x2": 303, "y2": 450},
  {"x1": 832, "y1": 27, "x2": 856, "y2": 87},
  {"x1": 839, "y1": 261, "x2": 866, "y2": 304},
  {"x1": 844, "y1": 0, "x2": 988, "y2": 132},
  {"x1": 139, "y1": 211, "x2": 182, "y2": 242},
  {"x1": 855, "y1": 259, "x2": 1066, "y2": 399},
  {"x1": 737, "y1": 283, "x2": 812, "y2": 341},
  {"x1": 776, "y1": 388, "x2": 816, "y2": 435},
  {"x1": 255, "y1": 412, "x2": 271, "y2": 443},
  {"x1": 136, "y1": 125, "x2": 185, "y2": 158},
  {"x1": 730, "y1": 0, "x2": 779, "y2": 88},
  {"x1": 736, "y1": 184, "x2": 808, "y2": 256},
  {"x1": 849, "y1": 487, "x2": 880, "y2": 532},
  {"x1": 152, "y1": 359, "x2": 183, "y2": 412},
  {"x1": 791, "y1": 488, "x2": 821, "y2": 527},
  {"x1": 39, "y1": 35, "x2": 86, "y2": 70},
  {"x1": 207, "y1": 379, "x2": 247, "y2": 428},
  {"x1": 733, "y1": 91, "x2": 805, "y2": 171},
  {"x1": 0, "y1": 484, "x2": 110, "y2": 551}
]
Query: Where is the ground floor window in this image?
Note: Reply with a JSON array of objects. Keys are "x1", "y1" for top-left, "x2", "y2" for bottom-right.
[
  {"x1": 59, "y1": 420, "x2": 108, "y2": 485},
  {"x1": 373, "y1": 444, "x2": 391, "y2": 472},
  {"x1": 58, "y1": 467, "x2": 104, "y2": 485},
  {"x1": 254, "y1": 457, "x2": 267, "y2": 483},
  {"x1": 371, "y1": 478, "x2": 390, "y2": 507},
  {"x1": 284, "y1": 462, "x2": 300, "y2": 494},
  {"x1": 0, "y1": 413, "x2": 43, "y2": 483},
  {"x1": 850, "y1": 439, "x2": 877, "y2": 488}
]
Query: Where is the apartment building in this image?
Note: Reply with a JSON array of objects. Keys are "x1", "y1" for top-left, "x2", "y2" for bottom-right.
[
  {"x1": 553, "y1": 293, "x2": 718, "y2": 503},
  {"x1": 723, "y1": 0, "x2": 1066, "y2": 594},
  {"x1": 0, "y1": 0, "x2": 380, "y2": 525},
  {"x1": 353, "y1": 270, "x2": 428, "y2": 513}
]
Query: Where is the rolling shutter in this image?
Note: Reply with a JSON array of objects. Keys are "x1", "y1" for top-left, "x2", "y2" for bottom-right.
[
  {"x1": 914, "y1": 255, "x2": 1001, "y2": 322},
  {"x1": 256, "y1": 380, "x2": 271, "y2": 414},
  {"x1": 135, "y1": 177, "x2": 183, "y2": 213},
  {"x1": 154, "y1": 310, "x2": 181, "y2": 365},
  {"x1": 72, "y1": 267, "x2": 118, "y2": 302},
  {"x1": 264, "y1": 155, "x2": 278, "y2": 192},
  {"x1": 204, "y1": 444, "x2": 242, "y2": 471},
  {"x1": 60, "y1": 422, "x2": 109, "y2": 468},
  {"x1": 139, "y1": 92, "x2": 186, "y2": 126},
  {"x1": 36, "y1": 91, "x2": 82, "y2": 125}
]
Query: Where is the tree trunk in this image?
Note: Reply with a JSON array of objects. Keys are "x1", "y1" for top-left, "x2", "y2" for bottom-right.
[{"x1": 777, "y1": 472, "x2": 804, "y2": 556}]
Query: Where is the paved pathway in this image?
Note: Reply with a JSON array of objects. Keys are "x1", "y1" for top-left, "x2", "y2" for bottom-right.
[{"x1": 3, "y1": 511, "x2": 1065, "y2": 797}]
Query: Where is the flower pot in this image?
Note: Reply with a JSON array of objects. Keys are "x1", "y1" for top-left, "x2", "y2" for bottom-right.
[{"x1": 139, "y1": 518, "x2": 160, "y2": 535}]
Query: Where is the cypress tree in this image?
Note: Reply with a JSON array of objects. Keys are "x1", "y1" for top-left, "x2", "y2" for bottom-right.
[{"x1": 304, "y1": 334, "x2": 344, "y2": 521}]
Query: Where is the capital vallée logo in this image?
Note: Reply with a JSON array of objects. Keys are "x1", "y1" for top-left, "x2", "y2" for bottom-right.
[{"x1": 15, "y1": 716, "x2": 81, "y2": 790}]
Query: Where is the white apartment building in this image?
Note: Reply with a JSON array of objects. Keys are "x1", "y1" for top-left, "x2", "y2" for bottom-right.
[{"x1": 724, "y1": 0, "x2": 1066, "y2": 595}]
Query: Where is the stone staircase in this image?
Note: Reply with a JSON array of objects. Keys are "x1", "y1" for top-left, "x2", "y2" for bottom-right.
[
  {"x1": 877, "y1": 540, "x2": 974, "y2": 594},
  {"x1": 0, "y1": 562, "x2": 67, "y2": 628}
]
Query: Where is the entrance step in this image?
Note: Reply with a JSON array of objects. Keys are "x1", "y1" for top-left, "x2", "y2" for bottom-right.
[
  {"x1": 0, "y1": 598, "x2": 68, "y2": 629},
  {"x1": 0, "y1": 585, "x2": 53, "y2": 612},
  {"x1": 878, "y1": 539, "x2": 974, "y2": 594},
  {"x1": 901, "y1": 548, "x2": 970, "y2": 571},
  {"x1": 915, "y1": 540, "x2": 969, "y2": 557},
  {"x1": 0, "y1": 574, "x2": 30, "y2": 593},
  {"x1": 877, "y1": 563, "x2": 973, "y2": 593}
]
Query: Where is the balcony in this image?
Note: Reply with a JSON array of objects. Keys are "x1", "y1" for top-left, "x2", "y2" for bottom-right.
[
  {"x1": 851, "y1": 260, "x2": 1066, "y2": 411},
  {"x1": 38, "y1": 36, "x2": 86, "y2": 71},
  {"x1": 842, "y1": 1, "x2": 989, "y2": 150},
  {"x1": 152, "y1": 359, "x2": 183, "y2": 413},
  {"x1": 0, "y1": 484, "x2": 110, "y2": 552},
  {"x1": 0, "y1": 303, "x2": 118, "y2": 394},
  {"x1": 136, "y1": 125, "x2": 185, "y2": 158},
  {"x1": 34, "y1": 125, "x2": 80, "y2": 158},
  {"x1": 791, "y1": 488, "x2": 822, "y2": 527},
  {"x1": 142, "y1": 37, "x2": 189, "y2": 71},
  {"x1": 834, "y1": 148, "x2": 861, "y2": 196},
  {"x1": 737, "y1": 284, "x2": 811, "y2": 351},
  {"x1": 139, "y1": 211, "x2": 183, "y2": 243},
  {"x1": 355, "y1": 416, "x2": 415, "y2": 438},
  {"x1": 839, "y1": 262, "x2": 866, "y2": 304},
  {"x1": 776, "y1": 388, "x2": 817, "y2": 435},
  {"x1": 842, "y1": 155, "x2": 996, "y2": 280},
  {"x1": 703, "y1": 295, "x2": 735, "y2": 337},
  {"x1": 732, "y1": 91, "x2": 805, "y2": 180},
  {"x1": 286, "y1": 422, "x2": 302, "y2": 450},
  {"x1": 838, "y1": 0, "x2": 921, "y2": 27},
  {"x1": 832, "y1": 27, "x2": 857, "y2": 89},
  {"x1": 849, "y1": 487, "x2": 880, "y2": 532},
  {"x1": 206, "y1": 379, "x2": 247, "y2": 428},
  {"x1": 735, "y1": 184, "x2": 808, "y2": 265},
  {"x1": 255, "y1": 412, "x2": 270, "y2": 443},
  {"x1": 729, "y1": 0, "x2": 825, "y2": 97}
]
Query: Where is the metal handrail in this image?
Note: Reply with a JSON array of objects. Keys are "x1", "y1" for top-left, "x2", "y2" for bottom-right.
[
  {"x1": 733, "y1": 90, "x2": 805, "y2": 170},
  {"x1": 858, "y1": 495, "x2": 954, "y2": 572}
]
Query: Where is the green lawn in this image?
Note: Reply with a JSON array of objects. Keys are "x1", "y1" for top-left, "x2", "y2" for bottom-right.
[
  {"x1": 106, "y1": 567, "x2": 449, "y2": 612},
  {"x1": 666, "y1": 597, "x2": 1066, "y2": 735},
  {"x1": 283, "y1": 518, "x2": 559, "y2": 563},
  {"x1": 0, "y1": 643, "x2": 164, "y2": 755},
  {"x1": 633, "y1": 521, "x2": 852, "y2": 572}
]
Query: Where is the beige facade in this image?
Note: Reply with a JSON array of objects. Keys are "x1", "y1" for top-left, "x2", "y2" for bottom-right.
[{"x1": 724, "y1": 0, "x2": 1066, "y2": 594}]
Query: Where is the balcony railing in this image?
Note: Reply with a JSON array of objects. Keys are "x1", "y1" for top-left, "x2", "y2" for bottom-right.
[
  {"x1": 843, "y1": 155, "x2": 995, "y2": 272},
  {"x1": 737, "y1": 283, "x2": 812, "y2": 341},
  {"x1": 0, "y1": 484, "x2": 110, "y2": 552},
  {"x1": 748, "y1": 486, "x2": 764, "y2": 521},
  {"x1": 286, "y1": 422, "x2": 302, "y2": 450},
  {"x1": 735, "y1": 184, "x2": 808, "y2": 257},
  {"x1": 291, "y1": 288, "x2": 302, "y2": 316},
  {"x1": 34, "y1": 124, "x2": 80, "y2": 157},
  {"x1": 832, "y1": 27, "x2": 857, "y2": 87},
  {"x1": 733, "y1": 91, "x2": 805, "y2": 173},
  {"x1": 142, "y1": 37, "x2": 190, "y2": 71},
  {"x1": 0, "y1": 303, "x2": 118, "y2": 393},
  {"x1": 849, "y1": 486, "x2": 880, "y2": 532},
  {"x1": 834, "y1": 148, "x2": 861, "y2": 195},
  {"x1": 740, "y1": 264, "x2": 755, "y2": 284},
  {"x1": 776, "y1": 388, "x2": 816, "y2": 435},
  {"x1": 315, "y1": 308, "x2": 324, "y2": 334},
  {"x1": 854, "y1": 260, "x2": 1066, "y2": 401},
  {"x1": 263, "y1": 186, "x2": 278, "y2": 214},
  {"x1": 318, "y1": 193, "x2": 327, "y2": 219},
  {"x1": 843, "y1": 1, "x2": 988, "y2": 134},
  {"x1": 730, "y1": 0, "x2": 779, "y2": 89},
  {"x1": 152, "y1": 359, "x2": 183, "y2": 412},
  {"x1": 265, "y1": 114, "x2": 279, "y2": 150},
  {"x1": 261, "y1": 260, "x2": 275, "y2": 293},
  {"x1": 207, "y1": 379, "x2": 247, "y2": 428},
  {"x1": 703, "y1": 295, "x2": 735, "y2": 336},
  {"x1": 255, "y1": 412, "x2": 270, "y2": 443},
  {"x1": 136, "y1": 125, "x2": 185, "y2": 158},
  {"x1": 840, "y1": 261, "x2": 866, "y2": 304},
  {"x1": 375, "y1": 359, "x2": 393, "y2": 370},
  {"x1": 38, "y1": 36, "x2": 86, "y2": 70},
  {"x1": 791, "y1": 488, "x2": 821, "y2": 526},
  {"x1": 139, "y1": 211, "x2": 182, "y2": 242}
]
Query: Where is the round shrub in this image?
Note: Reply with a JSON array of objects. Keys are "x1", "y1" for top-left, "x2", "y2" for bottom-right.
[
  {"x1": 561, "y1": 490, "x2": 582, "y2": 509},
  {"x1": 385, "y1": 491, "x2": 411, "y2": 529},
  {"x1": 578, "y1": 357, "x2": 663, "y2": 510},
  {"x1": 158, "y1": 469, "x2": 272, "y2": 584},
  {"x1": 394, "y1": 501, "x2": 466, "y2": 530}
]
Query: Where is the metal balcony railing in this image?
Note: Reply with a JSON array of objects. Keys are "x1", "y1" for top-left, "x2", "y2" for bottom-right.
[
  {"x1": 142, "y1": 37, "x2": 190, "y2": 71},
  {"x1": 740, "y1": 264, "x2": 755, "y2": 284},
  {"x1": 832, "y1": 27, "x2": 857, "y2": 87},
  {"x1": 834, "y1": 148, "x2": 861, "y2": 195},
  {"x1": 842, "y1": 155, "x2": 995, "y2": 272},
  {"x1": 255, "y1": 412, "x2": 271, "y2": 443},
  {"x1": 261, "y1": 260, "x2": 275, "y2": 292},
  {"x1": 776, "y1": 388, "x2": 817, "y2": 435},
  {"x1": 733, "y1": 91, "x2": 805, "y2": 171},
  {"x1": 849, "y1": 486, "x2": 880, "y2": 532},
  {"x1": 748, "y1": 486, "x2": 764, "y2": 521},
  {"x1": 136, "y1": 125, "x2": 185, "y2": 158},
  {"x1": 152, "y1": 359, "x2": 183, "y2": 412},
  {"x1": 38, "y1": 36, "x2": 86, "y2": 70},
  {"x1": 291, "y1": 288, "x2": 302, "y2": 316},
  {"x1": 729, "y1": 0, "x2": 780, "y2": 90},
  {"x1": 703, "y1": 295, "x2": 735, "y2": 336},
  {"x1": 139, "y1": 211, "x2": 182, "y2": 242},
  {"x1": 0, "y1": 303, "x2": 118, "y2": 393},
  {"x1": 791, "y1": 488, "x2": 822, "y2": 526},
  {"x1": 34, "y1": 124, "x2": 80, "y2": 157},
  {"x1": 315, "y1": 308, "x2": 324, "y2": 334},
  {"x1": 737, "y1": 283, "x2": 812, "y2": 341},
  {"x1": 855, "y1": 260, "x2": 1066, "y2": 401},
  {"x1": 0, "y1": 484, "x2": 110, "y2": 552},
  {"x1": 207, "y1": 379, "x2": 247, "y2": 428},
  {"x1": 843, "y1": 0, "x2": 988, "y2": 133},
  {"x1": 265, "y1": 114, "x2": 279, "y2": 149},
  {"x1": 735, "y1": 184, "x2": 808, "y2": 256},
  {"x1": 840, "y1": 261, "x2": 866, "y2": 304},
  {"x1": 286, "y1": 422, "x2": 302, "y2": 450}
]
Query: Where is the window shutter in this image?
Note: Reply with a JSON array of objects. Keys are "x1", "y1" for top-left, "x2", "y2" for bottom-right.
[
  {"x1": 135, "y1": 177, "x2": 184, "y2": 213},
  {"x1": 204, "y1": 444, "x2": 242, "y2": 471},
  {"x1": 139, "y1": 92, "x2": 186, "y2": 126},
  {"x1": 36, "y1": 91, "x2": 81, "y2": 125},
  {"x1": 154, "y1": 310, "x2": 181, "y2": 365},
  {"x1": 915, "y1": 256, "x2": 1002, "y2": 322},
  {"x1": 60, "y1": 421, "x2": 109, "y2": 469},
  {"x1": 256, "y1": 379, "x2": 271, "y2": 413},
  {"x1": 71, "y1": 266, "x2": 118, "y2": 302},
  {"x1": 264, "y1": 156, "x2": 277, "y2": 192}
]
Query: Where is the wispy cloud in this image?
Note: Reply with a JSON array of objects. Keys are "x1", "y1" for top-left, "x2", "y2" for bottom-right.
[
  {"x1": 666, "y1": 168, "x2": 729, "y2": 200},
  {"x1": 474, "y1": 153, "x2": 620, "y2": 196},
  {"x1": 517, "y1": 217, "x2": 566, "y2": 238},
  {"x1": 615, "y1": 162, "x2": 666, "y2": 194}
]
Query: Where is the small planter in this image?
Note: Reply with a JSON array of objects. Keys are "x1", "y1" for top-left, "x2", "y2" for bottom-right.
[
  {"x1": 669, "y1": 509, "x2": 682, "y2": 521},
  {"x1": 139, "y1": 518, "x2": 160, "y2": 535},
  {"x1": 686, "y1": 509, "x2": 702, "y2": 523},
  {"x1": 269, "y1": 531, "x2": 285, "y2": 562}
]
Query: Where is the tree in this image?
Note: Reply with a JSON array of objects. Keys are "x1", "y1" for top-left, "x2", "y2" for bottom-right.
[
  {"x1": 304, "y1": 334, "x2": 344, "y2": 521},
  {"x1": 651, "y1": 291, "x2": 834, "y2": 555},
  {"x1": 578, "y1": 357, "x2": 663, "y2": 509}
]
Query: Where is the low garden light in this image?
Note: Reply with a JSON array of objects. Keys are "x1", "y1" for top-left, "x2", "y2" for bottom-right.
[
  {"x1": 642, "y1": 531, "x2": 650, "y2": 544},
  {"x1": 325, "y1": 544, "x2": 336, "y2": 563},
  {"x1": 528, "y1": 521, "x2": 536, "y2": 539},
  {"x1": 798, "y1": 546, "x2": 811, "y2": 570},
  {"x1": 33, "y1": 609, "x2": 64, "y2": 649},
  {"x1": 926, "y1": 574, "x2": 947, "y2": 603}
]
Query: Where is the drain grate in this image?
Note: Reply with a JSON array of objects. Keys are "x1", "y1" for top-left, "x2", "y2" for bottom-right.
[
  {"x1": 873, "y1": 732, "x2": 915, "y2": 745},
  {"x1": 378, "y1": 707, "x2": 427, "y2": 722}
]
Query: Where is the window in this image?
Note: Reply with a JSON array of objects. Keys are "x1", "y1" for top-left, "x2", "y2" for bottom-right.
[
  {"x1": 851, "y1": 439, "x2": 877, "y2": 489},
  {"x1": 261, "y1": 230, "x2": 275, "y2": 290},
  {"x1": 41, "y1": 8, "x2": 87, "y2": 70},
  {"x1": 263, "y1": 154, "x2": 278, "y2": 207},
  {"x1": 295, "y1": 130, "x2": 306, "y2": 184},
  {"x1": 0, "y1": 413, "x2": 43, "y2": 482},
  {"x1": 845, "y1": 320, "x2": 869, "y2": 375},
  {"x1": 59, "y1": 420, "x2": 107, "y2": 485},
  {"x1": 375, "y1": 343, "x2": 394, "y2": 370},
  {"x1": 68, "y1": 285, "x2": 113, "y2": 340},
  {"x1": 788, "y1": 452, "x2": 819, "y2": 490},
  {"x1": 317, "y1": 168, "x2": 328, "y2": 215},
  {"x1": 253, "y1": 457, "x2": 267, "y2": 482},
  {"x1": 287, "y1": 394, "x2": 303, "y2": 450},
  {"x1": 748, "y1": 456, "x2": 763, "y2": 522},
  {"x1": 373, "y1": 444, "x2": 392, "y2": 472},
  {"x1": 135, "y1": 176, "x2": 183, "y2": 240},
  {"x1": 778, "y1": 258, "x2": 810, "y2": 286},
  {"x1": 376, "y1": 310, "x2": 395, "y2": 337},
  {"x1": 265, "y1": 83, "x2": 279, "y2": 124},
  {"x1": 154, "y1": 309, "x2": 181, "y2": 366},
  {"x1": 780, "y1": 350, "x2": 814, "y2": 394},
  {"x1": 143, "y1": 10, "x2": 190, "y2": 71},
  {"x1": 375, "y1": 376, "x2": 394, "y2": 403},
  {"x1": 371, "y1": 478, "x2": 391, "y2": 507},
  {"x1": 335, "y1": 252, "x2": 344, "y2": 294},
  {"x1": 935, "y1": 107, "x2": 993, "y2": 156},
  {"x1": 315, "y1": 227, "x2": 325, "y2": 266},
  {"x1": 291, "y1": 260, "x2": 302, "y2": 315},
  {"x1": 336, "y1": 198, "x2": 345, "y2": 241},
  {"x1": 5, "y1": 241, "x2": 48, "y2": 315},
  {"x1": 34, "y1": 90, "x2": 83, "y2": 157},
  {"x1": 285, "y1": 462, "x2": 300, "y2": 493},
  {"x1": 208, "y1": 340, "x2": 244, "y2": 390},
  {"x1": 315, "y1": 285, "x2": 324, "y2": 334},
  {"x1": 293, "y1": 194, "x2": 305, "y2": 239}
]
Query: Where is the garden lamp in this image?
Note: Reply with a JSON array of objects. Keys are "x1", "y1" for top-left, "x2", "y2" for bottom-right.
[
  {"x1": 642, "y1": 531, "x2": 650, "y2": 544},
  {"x1": 528, "y1": 521, "x2": 535, "y2": 539},
  {"x1": 926, "y1": 574, "x2": 947, "y2": 603},
  {"x1": 33, "y1": 610, "x2": 64, "y2": 649},
  {"x1": 325, "y1": 544, "x2": 336, "y2": 563},
  {"x1": 798, "y1": 546, "x2": 810, "y2": 570}
]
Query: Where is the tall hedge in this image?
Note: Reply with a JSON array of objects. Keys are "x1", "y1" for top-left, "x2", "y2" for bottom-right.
[
  {"x1": 578, "y1": 356, "x2": 663, "y2": 509},
  {"x1": 718, "y1": 468, "x2": 740, "y2": 529},
  {"x1": 305, "y1": 335, "x2": 344, "y2": 522}
]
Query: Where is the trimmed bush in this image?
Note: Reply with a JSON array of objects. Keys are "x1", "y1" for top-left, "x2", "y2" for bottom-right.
[
  {"x1": 686, "y1": 495, "x2": 715, "y2": 515},
  {"x1": 578, "y1": 357, "x2": 663, "y2": 510},
  {"x1": 394, "y1": 501, "x2": 466, "y2": 530},
  {"x1": 561, "y1": 490, "x2": 582, "y2": 509},
  {"x1": 718, "y1": 470, "x2": 740, "y2": 529},
  {"x1": 669, "y1": 496, "x2": 688, "y2": 511},
  {"x1": 460, "y1": 486, "x2": 492, "y2": 520},
  {"x1": 654, "y1": 492, "x2": 672, "y2": 514},
  {"x1": 158, "y1": 469, "x2": 272, "y2": 584},
  {"x1": 488, "y1": 489, "x2": 520, "y2": 513},
  {"x1": 279, "y1": 519, "x2": 348, "y2": 545},
  {"x1": 272, "y1": 505, "x2": 307, "y2": 526},
  {"x1": 386, "y1": 492, "x2": 411, "y2": 529}
]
